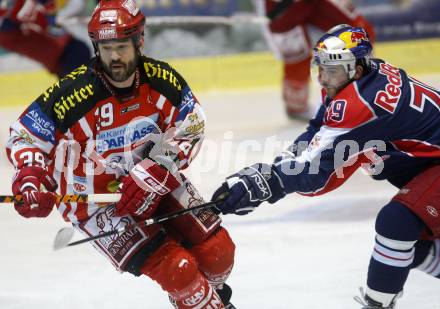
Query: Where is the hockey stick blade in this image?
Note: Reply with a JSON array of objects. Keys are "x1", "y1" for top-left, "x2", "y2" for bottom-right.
[
  {"x1": 53, "y1": 227, "x2": 76, "y2": 251},
  {"x1": 53, "y1": 199, "x2": 223, "y2": 250}
]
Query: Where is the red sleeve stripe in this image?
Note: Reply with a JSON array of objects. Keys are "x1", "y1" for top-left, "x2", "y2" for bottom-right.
[
  {"x1": 298, "y1": 148, "x2": 375, "y2": 196},
  {"x1": 391, "y1": 139, "x2": 440, "y2": 158}
]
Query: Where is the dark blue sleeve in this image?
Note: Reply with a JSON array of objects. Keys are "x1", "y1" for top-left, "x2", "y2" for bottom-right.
[
  {"x1": 272, "y1": 118, "x2": 391, "y2": 196},
  {"x1": 291, "y1": 104, "x2": 326, "y2": 156}
]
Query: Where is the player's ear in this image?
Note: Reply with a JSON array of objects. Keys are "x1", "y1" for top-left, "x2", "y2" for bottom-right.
[
  {"x1": 354, "y1": 65, "x2": 364, "y2": 80},
  {"x1": 138, "y1": 36, "x2": 145, "y2": 52}
]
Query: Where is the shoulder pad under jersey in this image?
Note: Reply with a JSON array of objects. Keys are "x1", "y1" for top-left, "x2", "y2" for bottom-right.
[
  {"x1": 140, "y1": 56, "x2": 189, "y2": 107},
  {"x1": 35, "y1": 64, "x2": 108, "y2": 133}
]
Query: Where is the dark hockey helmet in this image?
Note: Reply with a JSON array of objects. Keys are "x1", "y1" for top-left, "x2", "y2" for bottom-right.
[
  {"x1": 313, "y1": 24, "x2": 373, "y2": 79},
  {"x1": 88, "y1": 0, "x2": 145, "y2": 44}
]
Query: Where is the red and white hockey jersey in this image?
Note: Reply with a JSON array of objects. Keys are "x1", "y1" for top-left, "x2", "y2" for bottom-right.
[{"x1": 6, "y1": 56, "x2": 206, "y2": 223}]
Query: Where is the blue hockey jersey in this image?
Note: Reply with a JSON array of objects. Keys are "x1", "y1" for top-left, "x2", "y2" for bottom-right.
[{"x1": 273, "y1": 59, "x2": 440, "y2": 195}]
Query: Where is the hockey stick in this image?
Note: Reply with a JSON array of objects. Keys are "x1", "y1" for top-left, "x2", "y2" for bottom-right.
[
  {"x1": 53, "y1": 199, "x2": 223, "y2": 251},
  {"x1": 0, "y1": 193, "x2": 121, "y2": 204},
  {"x1": 58, "y1": 14, "x2": 269, "y2": 27}
]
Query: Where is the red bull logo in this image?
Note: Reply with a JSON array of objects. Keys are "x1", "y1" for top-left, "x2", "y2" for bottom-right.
[{"x1": 351, "y1": 30, "x2": 368, "y2": 43}]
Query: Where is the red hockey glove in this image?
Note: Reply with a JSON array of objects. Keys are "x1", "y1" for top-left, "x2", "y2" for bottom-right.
[
  {"x1": 115, "y1": 159, "x2": 181, "y2": 218},
  {"x1": 12, "y1": 166, "x2": 58, "y2": 218}
]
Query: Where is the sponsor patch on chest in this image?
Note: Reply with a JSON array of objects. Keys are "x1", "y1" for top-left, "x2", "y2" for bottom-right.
[
  {"x1": 374, "y1": 63, "x2": 402, "y2": 113},
  {"x1": 95, "y1": 116, "x2": 159, "y2": 153}
]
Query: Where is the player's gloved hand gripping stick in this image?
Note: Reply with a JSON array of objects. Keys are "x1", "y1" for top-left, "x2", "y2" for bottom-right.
[
  {"x1": 1, "y1": 193, "x2": 224, "y2": 249},
  {"x1": 52, "y1": 197, "x2": 225, "y2": 250}
]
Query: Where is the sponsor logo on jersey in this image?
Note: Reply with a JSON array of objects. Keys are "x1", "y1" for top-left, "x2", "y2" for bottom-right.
[
  {"x1": 73, "y1": 175, "x2": 87, "y2": 193},
  {"x1": 95, "y1": 116, "x2": 159, "y2": 153},
  {"x1": 21, "y1": 103, "x2": 56, "y2": 143},
  {"x1": 53, "y1": 84, "x2": 95, "y2": 120},
  {"x1": 182, "y1": 286, "x2": 205, "y2": 306},
  {"x1": 184, "y1": 182, "x2": 220, "y2": 231},
  {"x1": 176, "y1": 86, "x2": 197, "y2": 122},
  {"x1": 143, "y1": 61, "x2": 182, "y2": 91},
  {"x1": 108, "y1": 228, "x2": 143, "y2": 259},
  {"x1": 18, "y1": 129, "x2": 36, "y2": 145},
  {"x1": 374, "y1": 63, "x2": 402, "y2": 113},
  {"x1": 73, "y1": 183, "x2": 87, "y2": 193},
  {"x1": 181, "y1": 87, "x2": 196, "y2": 109},
  {"x1": 93, "y1": 207, "x2": 145, "y2": 262},
  {"x1": 42, "y1": 65, "x2": 88, "y2": 102},
  {"x1": 120, "y1": 103, "x2": 140, "y2": 114},
  {"x1": 185, "y1": 112, "x2": 205, "y2": 134}
]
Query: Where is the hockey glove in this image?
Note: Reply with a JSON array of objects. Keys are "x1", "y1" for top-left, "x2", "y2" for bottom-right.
[
  {"x1": 212, "y1": 163, "x2": 286, "y2": 215},
  {"x1": 115, "y1": 159, "x2": 181, "y2": 218},
  {"x1": 12, "y1": 166, "x2": 58, "y2": 218}
]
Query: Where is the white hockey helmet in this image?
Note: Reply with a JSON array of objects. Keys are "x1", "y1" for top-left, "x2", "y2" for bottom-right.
[{"x1": 313, "y1": 24, "x2": 373, "y2": 79}]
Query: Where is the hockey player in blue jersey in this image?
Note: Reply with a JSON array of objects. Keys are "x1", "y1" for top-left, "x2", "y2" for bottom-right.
[{"x1": 212, "y1": 24, "x2": 440, "y2": 308}]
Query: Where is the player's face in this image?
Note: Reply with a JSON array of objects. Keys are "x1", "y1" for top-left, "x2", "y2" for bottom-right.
[
  {"x1": 318, "y1": 64, "x2": 350, "y2": 98},
  {"x1": 98, "y1": 39, "x2": 138, "y2": 83}
]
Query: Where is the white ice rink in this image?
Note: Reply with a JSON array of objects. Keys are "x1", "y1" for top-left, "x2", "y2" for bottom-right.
[{"x1": 1, "y1": 83, "x2": 440, "y2": 309}]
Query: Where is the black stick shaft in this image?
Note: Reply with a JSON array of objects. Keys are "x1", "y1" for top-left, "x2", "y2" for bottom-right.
[{"x1": 67, "y1": 200, "x2": 221, "y2": 247}]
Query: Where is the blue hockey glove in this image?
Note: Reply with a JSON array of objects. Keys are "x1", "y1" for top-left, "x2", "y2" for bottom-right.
[{"x1": 212, "y1": 163, "x2": 286, "y2": 215}]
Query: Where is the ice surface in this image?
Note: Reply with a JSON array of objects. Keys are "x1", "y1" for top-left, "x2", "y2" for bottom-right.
[{"x1": 1, "y1": 84, "x2": 440, "y2": 309}]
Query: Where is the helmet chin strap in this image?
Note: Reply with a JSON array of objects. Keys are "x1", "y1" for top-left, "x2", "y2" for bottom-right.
[
  {"x1": 348, "y1": 69, "x2": 356, "y2": 79},
  {"x1": 343, "y1": 61, "x2": 357, "y2": 79}
]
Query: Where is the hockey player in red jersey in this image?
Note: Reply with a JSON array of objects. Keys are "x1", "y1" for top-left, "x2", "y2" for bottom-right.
[
  {"x1": 0, "y1": 0, "x2": 91, "y2": 77},
  {"x1": 260, "y1": 0, "x2": 375, "y2": 119},
  {"x1": 212, "y1": 24, "x2": 440, "y2": 308},
  {"x1": 6, "y1": 0, "x2": 236, "y2": 308}
]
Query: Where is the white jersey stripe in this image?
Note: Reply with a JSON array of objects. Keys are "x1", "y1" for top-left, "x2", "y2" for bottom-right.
[
  {"x1": 156, "y1": 95, "x2": 166, "y2": 110},
  {"x1": 78, "y1": 117, "x2": 94, "y2": 139},
  {"x1": 78, "y1": 117, "x2": 96, "y2": 219},
  {"x1": 164, "y1": 106, "x2": 176, "y2": 126}
]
